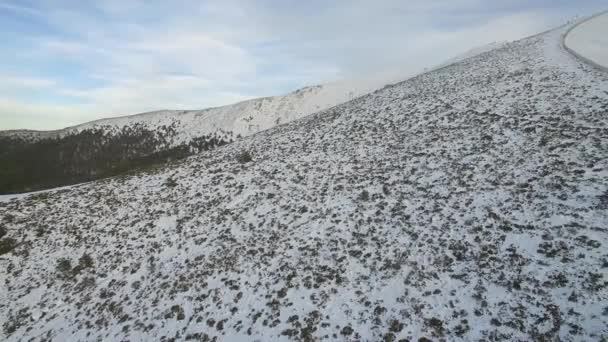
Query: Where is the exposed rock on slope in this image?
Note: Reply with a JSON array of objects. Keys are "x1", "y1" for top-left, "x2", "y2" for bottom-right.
[{"x1": 1, "y1": 20, "x2": 607, "y2": 341}]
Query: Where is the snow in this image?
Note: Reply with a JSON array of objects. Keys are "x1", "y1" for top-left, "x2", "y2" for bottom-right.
[
  {"x1": 0, "y1": 182, "x2": 91, "y2": 203},
  {"x1": 565, "y1": 11, "x2": 608, "y2": 70},
  {"x1": 1, "y1": 17, "x2": 608, "y2": 342}
]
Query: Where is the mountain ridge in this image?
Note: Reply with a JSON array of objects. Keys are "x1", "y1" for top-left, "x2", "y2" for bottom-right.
[
  {"x1": 0, "y1": 40, "x2": 508, "y2": 140},
  {"x1": 0, "y1": 40, "x2": 507, "y2": 194}
]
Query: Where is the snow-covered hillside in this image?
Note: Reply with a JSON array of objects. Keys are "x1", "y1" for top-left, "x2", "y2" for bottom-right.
[
  {"x1": 565, "y1": 11, "x2": 608, "y2": 71},
  {"x1": 1, "y1": 17, "x2": 608, "y2": 342}
]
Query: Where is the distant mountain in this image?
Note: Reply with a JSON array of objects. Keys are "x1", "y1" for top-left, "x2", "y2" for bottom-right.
[
  {"x1": 1, "y1": 13, "x2": 608, "y2": 342},
  {"x1": 0, "y1": 44, "x2": 506, "y2": 194}
]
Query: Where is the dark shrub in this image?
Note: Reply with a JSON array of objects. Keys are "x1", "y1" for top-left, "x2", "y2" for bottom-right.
[
  {"x1": 426, "y1": 317, "x2": 445, "y2": 337},
  {"x1": 358, "y1": 190, "x2": 370, "y2": 201},
  {"x1": 56, "y1": 258, "x2": 72, "y2": 277},
  {"x1": 0, "y1": 237, "x2": 16, "y2": 255},
  {"x1": 389, "y1": 320, "x2": 404, "y2": 333},
  {"x1": 340, "y1": 326, "x2": 354, "y2": 335},
  {"x1": 236, "y1": 150, "x2": 253, "y2": 164},
  {"x1": 3, "y1": 213, "x2": 14, "y2": 223},
  {"x1": 164, "y1": 177, "x2": 178, "y2": 188},
  {"x1": 598, "y1": 190, "x2": 608, "y2": 209},
  {"x1": 79, "y1": 253, "x2": 94, "y2": 269}
]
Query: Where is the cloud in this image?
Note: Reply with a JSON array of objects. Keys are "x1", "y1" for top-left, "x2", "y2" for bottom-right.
[
  {"x1": 0, "y1": 0, "x2": 605, "y2": 130},
  {"x1": 58, "y1": 74, "x2": 251, "y2": 115},
  {"x1": 0, "y1": 2, "x2": 43, "y2": 17},
  {"x1": 0, "y1": 75, "x2": 56, "y2": 90},
  {"x1": 0, "y1": 97, "x2": 91, "y2": 130}
]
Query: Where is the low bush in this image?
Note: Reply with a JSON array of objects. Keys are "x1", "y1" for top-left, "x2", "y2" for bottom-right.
[
  {"x1": 56, "y1": 258, "x2": 72, "y2": 277},
  {"x1": 236, "y1": 150, "x2": 253, "y2": 164},
  {"x1": 0, "y1": 237, "x2": 17, "y2": 255},
  {"x1": 164, "y1": 177, "x2": 178, "y2": 188},
  {"x1": 78, "y1": 253, "x2": 95, "y2": 269}
]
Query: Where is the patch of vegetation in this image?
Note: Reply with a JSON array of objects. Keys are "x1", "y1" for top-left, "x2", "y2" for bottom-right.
[
  {"x1": 56, "y1": 258, "x2": 72, "y2": 278},
  {"x1": 78, "y1": 253, "x2": 95, "y2": 270},
  {"x1": 340, "y1": 326, "x2": 354, "y2": 336},
  {"x1": 598, "y1": 190, "x2": 608, "y2": 209},
  {"x1": 3, "y1": 213, "x2": 14, "y2": 223},
  {"x1": 236, "y1": 150, "x2": 253, "y2": 163},
  {"x1": 164, "y1": 177, "x2": 178, "y2": 188},
  {"x1": 389, "y1": 319, "x2": 404, "y2": 333},
  {"x1": 425, "y1": 317, "x2": 445, "y2": 337},
  {"x1": 0, "y1": 237, "x2": 17, "y2": 255},
  {"x1": 74, "y1": 277, "x2": 96, "y2": 293},
  {"x1": 3, "y1": 308, "x2": 30, "y2": 336},
  {"x1": 165, "y1": 305, "x2": 185, "y2": 320},
  {"x1": 383, "y1": 332, "x2": 396, "y2": 342},
  {"x1": 0, "y1": 128, "x2": 232, "y2": 194},
  {"x1": 358, "y1": 190, "x2": 370, "y2": 201},
  {"x1": 54, "y1": 254, "x2": 94, "y2": 279}
]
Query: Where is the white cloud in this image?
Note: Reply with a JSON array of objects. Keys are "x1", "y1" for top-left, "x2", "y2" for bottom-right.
[
  {"x1": 0, "y1": 98, "x2": 92, "y2": 130},
  {"x1": 0, "y1": 75, "x2": 56, "y2": 90},
  {"x1": 0, "y1": 2, "x2": 43, "y2": 17}
]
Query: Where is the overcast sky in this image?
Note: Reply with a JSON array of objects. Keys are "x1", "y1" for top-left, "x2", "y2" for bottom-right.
[{"x1": 0, "y1": 0, "x2": 605, "y2": 130}]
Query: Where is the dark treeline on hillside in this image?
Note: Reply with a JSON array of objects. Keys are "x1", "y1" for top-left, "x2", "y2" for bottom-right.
[{"x1": 0, "y1": 128, "x2": 231, "y2": 194}]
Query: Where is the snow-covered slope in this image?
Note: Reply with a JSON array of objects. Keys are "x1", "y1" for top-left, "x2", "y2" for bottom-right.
[
  {"x1": 565, "y1": 11, "x2": 608, "y2": 71},
  {"x1": 2, "y1": 19, "x2": 608, "y2": 342}
]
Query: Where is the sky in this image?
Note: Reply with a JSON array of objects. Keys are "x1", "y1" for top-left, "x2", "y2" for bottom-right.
[{"x1": 0, "y1": 0, "x2": 605, "y2": 130}]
